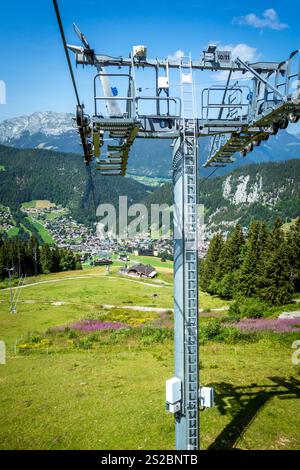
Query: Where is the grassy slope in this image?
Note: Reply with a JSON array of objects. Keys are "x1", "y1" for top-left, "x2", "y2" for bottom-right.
[
  {"x1": 2, "y1": 198, "x2": 55, "y2": 242},
  {"x1": 111, "y1": 254, "x2": 173, "y2": 269},
  {"x1": 0, "y1": 335, "x2": 298, "y2": 450},
  {"x1": 0, "y1": 348, "x2": 174, "y2": 450},
  {"x1": 200, "y1": 339, "x2": 300, "y2": 450},
  {"x1": 21, "y1": 201, "x2": 36, "y2": 208},
  {"x1": 22, "y1": 200, "x2": 56, "y2": 209},
  {"x1": 0, "y1": 267, "x2": 299, "y2": 450},
  {"x1": 25, "y1": 216, "x2": 54, "y2": 244},
  {"x1": 6, "y1": 226, "x2": 19, "y2": 238},
  {"x1": 0, "y1": 265, "x2": 228, "y2": 317}
]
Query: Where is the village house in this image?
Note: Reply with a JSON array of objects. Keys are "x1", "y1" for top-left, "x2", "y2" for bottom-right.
[{"x1": 125, "y1": 263, "x2": 157, "y2": 278}]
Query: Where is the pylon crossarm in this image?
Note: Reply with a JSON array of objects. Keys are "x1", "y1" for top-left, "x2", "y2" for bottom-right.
[{"x1": 71, "y1": 49, "x2": 286, "y2": 74}]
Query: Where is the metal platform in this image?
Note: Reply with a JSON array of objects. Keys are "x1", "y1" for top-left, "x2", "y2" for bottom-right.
[
  {"x1": 204, "y1": 98, "x2": 300, "y2": 167},
  {"x1": 93, "y1": 118, "x2": 139, "y2": 176},
  {"x1": 204, "y1": 51, "x2": 300, "y2": 167}
]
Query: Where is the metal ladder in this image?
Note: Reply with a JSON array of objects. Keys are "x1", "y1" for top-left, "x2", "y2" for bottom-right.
[{"x1": 180, "y1": 55, "x2": 199, "y2": 450}]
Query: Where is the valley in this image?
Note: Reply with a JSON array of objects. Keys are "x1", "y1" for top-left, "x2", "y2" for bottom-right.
[{"x1": 0, "y1": 144, "x2": 299, "y2": 244}]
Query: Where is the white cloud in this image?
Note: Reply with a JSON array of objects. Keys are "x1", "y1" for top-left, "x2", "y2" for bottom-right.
[
  {"x1": 234, "y1": 8, "x2": 288, "y2": 31},
  {"x1": 167, "y1": 49, "x2": 185, "y2": 61},
  {"x1": 220, "y1": 43, "x2": 259, "y2": 62},
  {"x1": 214, "y1": 43, "x2": 260, "y2": 81}
]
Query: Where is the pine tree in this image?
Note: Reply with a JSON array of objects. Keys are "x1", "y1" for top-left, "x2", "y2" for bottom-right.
[
  {"x1": 200, "y1": 233, "x2": 224, "y2": 292},
  {"x1": 59, "y1": 249, "x2": 77, "y2": 271},
  {"x1": 287, "y1": 217, "x2": 300, "y2": 292},
  {"x1": 236, "y1": 221, "x2": 269, "y2": 298},
  {"x1": 0, "y1": 237, "x2": 80, "y2": 280},
  {"x1": 40, "y1": 244, "x2": 54, "y2": 274},
  {"x1": 27, "y1": 237, "x2": 40, "y2": 276},
  {"x1": 52, "y1": 247, "x2": 62, "y2": 272},
  {"x1": 259, "y1": 218, "x2": 294, "y2": 305},
  {"x1": 0, "y1": 235, "x2": 5, "y2": 280},
  {"x1": 217, "y1": 271, "x2": 237, "y2": 299},
  {"x1": 216, "y1": 223, "x2": 245, "y2": 280}
]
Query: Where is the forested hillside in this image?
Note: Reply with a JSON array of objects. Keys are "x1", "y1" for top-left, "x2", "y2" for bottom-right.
[
  {"x1": 144, "y1": 159, "x2": 300, "y2": 234},
  {"x1": 0, "y1": 236, "x2": 81, "y2": 280},
  {"x1": 0, "y1": 145, "x2": 150, "y2": 230}
]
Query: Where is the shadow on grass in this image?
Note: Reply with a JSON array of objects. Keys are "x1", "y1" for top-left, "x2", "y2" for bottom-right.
[{"x1": 207, "y1": 376, "x2": 300, "y2": 450}]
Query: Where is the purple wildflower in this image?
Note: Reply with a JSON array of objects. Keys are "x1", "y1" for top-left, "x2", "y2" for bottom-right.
[
  {"x1": 54, "y1": 320, "x2": 128, "y2": 332},
  {"x1": 236, "y1": 318, "x2": 300, "y2": 333}
]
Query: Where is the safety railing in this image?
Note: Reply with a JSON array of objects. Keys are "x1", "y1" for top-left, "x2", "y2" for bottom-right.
[
  {"x1": 201, "y1": 85, "x2": 251, "y2": 123},
  {"x1": 93, "y1": 72, "x2": 135, "y2": 118},
  {"x1": 135, "y1": 96, "x2": 181, "y2": 118},
  {"x1": 253, "y1": 50, "x2": 300, "y2": 120},
  {"x1": 277, "y1": 49, "x2": 300, "y2": 99}
]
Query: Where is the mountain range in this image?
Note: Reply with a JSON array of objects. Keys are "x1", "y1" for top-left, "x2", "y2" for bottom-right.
[{"x1": 1, "y1": 111, "x2": 300, "y2": 178}]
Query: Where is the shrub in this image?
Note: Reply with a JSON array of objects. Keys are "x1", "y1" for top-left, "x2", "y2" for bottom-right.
[
  {"x1": 113, "y1": 328, "x2": 132, "y2": 336},
  {"x1": 75, "y1": 261, "x2": 82, "y2": 270},
  {"x1": 219, "y1": 326, "x2": 243, "y2": 343},
  {"x1": 199, "y1": 319, "x2": 252, "y2": 344},
  {"x1": 17, "y1": 334, "x2": 50, "y2": 352},
  {"x1": 68, "y1": 329, "x2": 78, "y2": 339},
  {"x1": 200, "y1": 319, "x2": 222, "y2": 341},
  {"x1": 207, "y1": 279, "x2": 219, "y2": 296},
  {"x1": 229, "y1": 297, "x2": 268, "y2": 318},
  {"x1": 140, "y1": 326, "x2": 173, "y2": 345},
  {"x1": 27, "y1": 334, "x2": 44, "y2": 344},
  {"x1": 88, "y1": 332, "x2": 100, "y2": 342},
  {"x1": 76, "y1": 337, "x2": 93, "y2": 350},
  {"x1": 228, "y1": 300, "x2": 240, "y2": 317}
]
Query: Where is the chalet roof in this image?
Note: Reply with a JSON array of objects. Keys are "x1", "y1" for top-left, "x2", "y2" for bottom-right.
[{"x1": 128, "y1": 263, "x2": 157, "y2": 277}]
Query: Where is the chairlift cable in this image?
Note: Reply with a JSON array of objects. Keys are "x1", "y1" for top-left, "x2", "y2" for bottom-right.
[
  {"x1": 52, "y1": 0, "x2": 81, "y2": 107},
  {"x1": 201, "y1": 166, "x2": 220, "y2": 183},
  {"x1": 86, "y1": 164, "x2": 97, "y2": 213}
]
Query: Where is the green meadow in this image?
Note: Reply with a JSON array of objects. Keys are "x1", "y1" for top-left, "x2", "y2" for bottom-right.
[{"x1": 0, "y1": 266, "x2": 299, "y2": 450}]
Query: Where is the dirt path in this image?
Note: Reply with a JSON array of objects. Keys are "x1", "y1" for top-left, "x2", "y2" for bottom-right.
[
  {"x1": 0, "y1": 274, "x2": 227, "y2": 316},
  {"x1": 0, "y1": 298, "x2": 227, "y2": 316},
  {"x1": 0, "y1": 275, "x2": 104, "y2": 291},
  {"x1": 0, "y1": 274, "x2": 171, "y2": 291},
  {"x1": 102, "y1": 305, "x2": 227, "y2": 316}
]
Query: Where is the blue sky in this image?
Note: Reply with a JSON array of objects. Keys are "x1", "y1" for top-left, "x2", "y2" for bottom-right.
[{"x1": 0, "y1": 0, "x2": 299, "y2": 121}]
